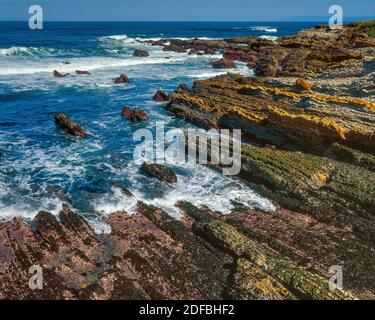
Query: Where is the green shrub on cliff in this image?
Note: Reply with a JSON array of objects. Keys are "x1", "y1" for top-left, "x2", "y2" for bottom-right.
[{"x1": 353, "y1": 20, "x2": 375, "y2": 37}]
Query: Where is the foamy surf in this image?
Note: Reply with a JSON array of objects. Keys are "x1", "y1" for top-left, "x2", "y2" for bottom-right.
[{"x1": 92, "y1": 161, "x2": 276, "y2": 220}]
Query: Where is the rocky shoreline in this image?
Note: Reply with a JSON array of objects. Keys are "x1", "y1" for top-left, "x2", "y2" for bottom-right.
[{"x1": 1, "y1": 23, "x2": 374, "y2": 300}]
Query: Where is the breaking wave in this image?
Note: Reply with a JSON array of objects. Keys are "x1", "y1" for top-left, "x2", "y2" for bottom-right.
[{"x1": 0, "y1": 46, "x2": 65, "y2": 57}]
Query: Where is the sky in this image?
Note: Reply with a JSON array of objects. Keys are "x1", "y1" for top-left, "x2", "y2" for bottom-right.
[{"x1": 0, "y1": 0, "x2": 374, "y2": 21}]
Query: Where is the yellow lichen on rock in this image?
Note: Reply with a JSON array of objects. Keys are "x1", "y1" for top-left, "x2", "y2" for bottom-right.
[
  {"x1": 296, "y1": 78, "x2": 314, "y2": 91},
  {"x1": 267, "y1": 106, "x2": 348, "y2": 142}
]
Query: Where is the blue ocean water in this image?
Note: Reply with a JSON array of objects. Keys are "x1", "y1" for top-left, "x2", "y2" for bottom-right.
[{"x1": 0, "y1": 21, "x2": 317, "y2": 231}]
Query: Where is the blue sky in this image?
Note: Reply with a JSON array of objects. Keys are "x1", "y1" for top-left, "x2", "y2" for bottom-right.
[{"x1": 0, "y1": 0, "x2": 374, "y2": 21}]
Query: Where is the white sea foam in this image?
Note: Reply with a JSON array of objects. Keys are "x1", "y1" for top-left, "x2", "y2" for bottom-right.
[
  {"x1": 251, "y1": 26, "x2": 278, "y2": 33},
  {"x1": 92, "y1": 161, "x2": 276, "y2": 220},
  {"x1": 0, "y1": 55, "x2": 187, "y2": 76},
  {"x1": 259, "y1": 35, "x2": 279, "y2": 41}
]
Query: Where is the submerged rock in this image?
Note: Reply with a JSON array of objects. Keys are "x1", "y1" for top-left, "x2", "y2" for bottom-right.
[
  {"x1": 55, "y1": 113, "x2": 86, "y2": 137},
  {"x1": 141, "y1": 162, "x2": 177, "y2": 184},
  {"x1": 111, "y1": 182, "x2": 133, "y2": 197},
  {"x1": 121, "y1": 107, "x2": 148, "y2": 122},
  {"x1": 53, "y1": 70, "x2": 69, "y2": 78},
  {"x1": 75, "y1": 70, "x2": 91, "y2": 75},
  {"x1": 153, "y1": 89, "x2": 170, "y2": 102},
  {"x1": 132, "y1": 49, "x2": 150, "y2": 57},
  {"x1": 114, "y1": 74, "x2": 130, "y2": 84}
]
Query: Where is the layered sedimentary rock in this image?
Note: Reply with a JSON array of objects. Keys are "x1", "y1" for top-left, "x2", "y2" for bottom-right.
[
  {"x1": 0, "y1": 202, "x2": 359, "y2": 300},
  {"x1": 149, "y1": 24, "x2": 374, "y2": 78}
]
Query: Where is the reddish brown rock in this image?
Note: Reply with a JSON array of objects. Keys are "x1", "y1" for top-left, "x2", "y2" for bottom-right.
[
  {"x1": 209, "y1": 58, "x2": 236, "y2": 69},
  {"x1": 55, "y1": 113, "x2": 86, "y2": 137},
  {"x1": 153, "y1": 89, "x2": 170, "y2": 102},
  {"x1": 121, "y1": 107, "x2": 148, "y2": 122}
]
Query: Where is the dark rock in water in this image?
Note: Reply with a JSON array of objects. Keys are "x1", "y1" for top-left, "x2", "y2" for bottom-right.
[
  {"x1": 53, "y1": 70, "x2": 69, "y2": 78},
  {"x1": 153, "y1": 89, "x2": 170, "y2": 102},
  {"x1": 111, "y1": 182, "x2": 133, "y2": 197},
  {"x1": 114, "y1": 74, "x2": 130, "y2": 84},
  {"x1": 209, "y1": 58, "x2": 236, "y2": 69},
  {"x1": 62, "y1": 61, "x2": 71, "y2": 65},
  {"x1": 121, "y1": 107, "x2": 148, "y2": 122},
  {"x1": 133, "y1": 49, "x2": 150, "y2": 57},
  {"x1": 177, "y1": 83, "x2": 189, "y2": 92},
  {"x1": 141, "y1": 162, "x2": 177, "y2": 184},
  {"x1": 163, "y1": 45, "x2": 187, "y2": 53},
  {"x1": 76, "y1": 70, "x2": 91, "y2": 75},
  {"x1": 55, "y1": 113, "x2": 86, "y2": 137}
]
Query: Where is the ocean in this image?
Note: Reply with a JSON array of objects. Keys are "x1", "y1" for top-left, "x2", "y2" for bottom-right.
[{"x1": 0, "y1": 21, "x2": 318, "y2": 232}]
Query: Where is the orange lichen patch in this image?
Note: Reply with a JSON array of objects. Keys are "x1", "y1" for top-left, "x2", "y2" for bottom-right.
[
  {"x1": 315, "y1": 172, "x2": 329, "y2": 183},
  {"x1": 296, "y1": 78, "x2": 314, "y2": 91},
  {"x1": 171, "y1": 92, "x2": 216, "y2": 112},
  {"x1": 267, "y1": 107, "x2": 348, "y2": 141}
]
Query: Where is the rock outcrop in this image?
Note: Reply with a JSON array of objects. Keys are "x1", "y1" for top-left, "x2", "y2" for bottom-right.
[
  {"x1": 0, "y1": 202, "x2": 360, "y2": 299},
  {"x1": 114, "y1": 74, "x2": 130, "y2": 84},
  {"x1": 55, "y1": 113, "x2": 86, "y2": 137},
  {"x1": 133, "y1": 49, "x2": 150, "y2": 57},
  {"x1": 121, "y1": 107, "x2": 148, "y2": 122},
  {"x1": 141, "y1": 162, "x2": 177, "y2": 184},
  {"x1": 53, "y1": 70, "x2": 69, "y2": 78},
  {"x1": 209, "y1": 58, "x2": 236, "y2": 69},
  {"x1": 153, "y1": 89, "x2": 170, "y2": 102}
]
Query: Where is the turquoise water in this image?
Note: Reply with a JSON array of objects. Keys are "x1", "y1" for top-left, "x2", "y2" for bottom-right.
[{"x1": 0, "y1": 22, "x2": 316, "y2": 231}]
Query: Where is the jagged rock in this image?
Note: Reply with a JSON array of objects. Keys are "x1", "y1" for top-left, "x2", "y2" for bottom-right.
[
  {"x1": 114, "y1": 74, "x2": 129, "y2": 84},
  {"x1": 153, "y1": 89, "x2": 170, "y2": 102},
  {"x1": 209, "y1": 58, "x2": 236, "y2": 69},
  {"x1": 133, "y1": 49, "x2": 149, "y2": 57},
  {"x1": 163, "y1": 45, "x2": 187, "y2": 53},
  {"x1": 121, "y1": 107, "x2": 148, "y2": 122},
  {"x1": 76, "y1": 70, "x2": 91, "y2": 75},
  {"x1": 141, "y1": 162, "x2": 177, "y2": 184},
  {"x1": 255, "y1": 57, "x2": 279, "y2": 77},
  {"x1": 55, "y1": 113, "x2": 86, "y2": 137},
  {"x1": 177, "y1": 83, "x2": 189, "y2": 92},
  {"x1": 168, "y1": 73, "x2": 375, "y2": 150},
  {"x1": 177, "y1": 201, "x2": 356, "y2": 300},
  {"x1": 53, "y1": 70, "x2": 69, "y2": 78},
  {"x1": 296, "y1": 78, "x2": 314, "y2": 91}
]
